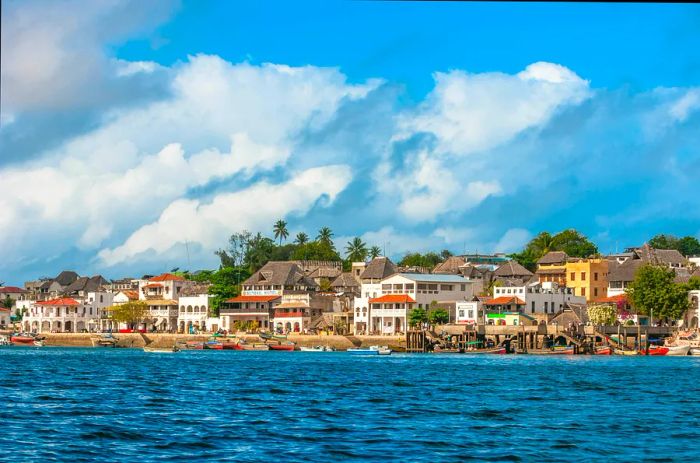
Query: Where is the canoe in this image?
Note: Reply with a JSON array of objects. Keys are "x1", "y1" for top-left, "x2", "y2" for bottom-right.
[
  {"x1": 203, "y1": 341, "x2": 223, "y2": 350},
  {"x1": 347, "y1": 346, "x2": 391, "y2": 355},
  {"x1": 10, "y1": 335, "x2": 35, "y2": 345},
  {"x1": 269, "y1": 343, "x2": 295, "y2": 351},
  {"x1": 222, "y1": 341, "x2": 243, "y2": 350},
  {"x1": 665, "y1": 345, "x2": 690, "y2": 356},
  {"x1": 144, "y1": 346, "x2": 180, "y2": 353},
  {"x1": 240, "y1": 343, "x2": 270, "y2": 351},
  {"x1": 594, "y1": 346, "x2": 612, "y2": 355},
  {"x1": 538, "y1": 346, "x2": 575, "y2": 355},
  {"x1": 466, "y1": 347, "x2": 507, "y2": 355},
  {"x1": 177, "y1": 341, "x2": 204, "y2": 350}
]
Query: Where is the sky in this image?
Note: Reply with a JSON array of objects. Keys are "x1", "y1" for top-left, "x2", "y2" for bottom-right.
[{"x1": 1, "y1": 0, "x2": 700, "y2": 284}]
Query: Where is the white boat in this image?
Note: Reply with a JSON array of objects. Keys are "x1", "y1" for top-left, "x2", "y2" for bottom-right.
[
  {"x1": 143, "y1": 346, "x2": 180, "y2": 353},
  {"x1": 666, "y1": 345, "x2": 691, "y2": 356},
  {"x1": 299, "y1": 345, "x2": 335, "y2": 352},
  {"x1": 690, "y1": 347, "x2": 700, "y2": 356},
  {"x1": 347, "y1": 345, "x2": 391, "y2": 355},
  {"x1": 0, "y1": 335, "x2": 11, "y2": 346}
]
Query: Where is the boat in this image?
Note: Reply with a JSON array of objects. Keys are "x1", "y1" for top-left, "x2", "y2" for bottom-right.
[
  {"x1": 433, "y1": 346, "x2": 460, "y2": 354},
  {"x1": 33, "y1": 340, "x2": 45, "y2": 347},
  {"x1": 299, "y1": 345, "x2": 335, "y2": 352},
  {"x1": 537, "y1": 346, "x2": 575, "y2": 355},
  {"x1": 144, "y1": 346, "x2": 180, "y2": 353},
  {"x1": 240, "y1": 342, "x2": 270, "y2": 351},
  {"x1": 614, "y1": 348, "x2": 639, "y2": 356},
  {"x1": 0, "y1": 335, "x2": 12, "y2": 346},
  {"x1": 259, "y1": 331, "x2": 288, "y2": 341},
  {"x1": 222, "y1": 340, "x2": 244, "y2": 350},
  {"x1": 91, "y1": 334, "x2": 118, "y2": 348},
  {"x1": 639, "y1": 345, "x2": 669, "y2": 356},
  {"x1": 665, "y1": 345, "x2": 690, "y2": 356},
  {"x1": 268, "y1": 341, "x2": 295, "y2": 351},
  {"x1": 177, "y1": 340, "x2": 204, "y2": 350},
  {"x1": 347, "y1": 345, "x2": 392, "y2": 355},
  {"x1": 466, "y1": 347, "x2": 507, "y2": 354},
  {"x1": 690, "y1": 347, "x2": 700, "y2": 356},
  {"x1": 203, "y1": 340, "x2": 223, "y2": 350},
  {"x1": 10, "y1": 334, "x2": 36, "y2": 345},
  {"x1": 594, "y1": 346, "x2": 612, "y2": 355}
]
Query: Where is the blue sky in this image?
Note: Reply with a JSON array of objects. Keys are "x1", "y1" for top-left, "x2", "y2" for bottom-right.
[{"x1": 1, "y1": 0, "x2": 699, "y2": 284}]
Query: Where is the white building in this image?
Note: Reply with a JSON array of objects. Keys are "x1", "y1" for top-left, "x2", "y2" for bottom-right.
[
  {"x1": 135, "y1": 273, "x2": 192, "y2": 332},
  {"x1": 271, "y1": 292, "x2": 332, "y2": 334},
  {"x1": 455, "y1": 300, "x2": 482, "y2": 325},
  {"x1": 490, "y1": 281, "x2": 585, "y2": 316},
  {"x1": 0, "y1": 308, "x2": 10, "y2": 328},
  {"x1": 23, "y1": 291, "x2": 113, "y2": 333},
  {"x1": 354, "y1": 269, "x2": 474, "y2": 335},
  {"x1": 178, "y1": 293, "x2": 211, "y2": 334},
  {"x1": 220, "y1": 295, "x2": 280, "y2": 332}
]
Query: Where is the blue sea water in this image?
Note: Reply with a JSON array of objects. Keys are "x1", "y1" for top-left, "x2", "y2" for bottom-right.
[{"x1": 2, "y1": 348, "x2": 700, "y2": 462}]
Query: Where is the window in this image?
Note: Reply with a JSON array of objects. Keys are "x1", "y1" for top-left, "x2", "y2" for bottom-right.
[
  {"x1": 594, "y1": 288, "x2": 598, "y2": 297},
  {"x1": 405, "y1": 284, "x2": 414, "y2": 291},
  {"x1": 581, "y1": 288, "x2": 586, "y2": 297},
  {"x1": 570, "y1": 272, "x2": 575, "y2": 281},
  {"x1": 544, "y1": 302, "x2": 548, "y2": 311},
  {"x1": 594, "y1": 272, "x2": 598, "y2": 281},
  {"x1": 382, "y1": 284, "x2": 391, "y2": 291},
  {"x1": 531, "y1": 301, "x2": 535, "y2": 313},
  {"x1": 440, "y1": 284, "x2": 453, "y2": 291},
  {"x1": 460, "y1": 284, "x2": 466, "y2": 292},
  {"x1": 581, "y1": 272, "x2": 586, "y2": 281},
  {"x1": 100, "y1": 295, "x2": 104, "y2": 303},
  {"x1": 458, "y1": 310, "x2": 464, "y2": 317},
  {"x1": 468, "y1": 310, "x2": 474, "y2": 318}
]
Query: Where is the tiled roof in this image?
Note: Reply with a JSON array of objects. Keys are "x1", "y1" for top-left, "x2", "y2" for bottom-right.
[
  {"x1": 484, "y1": 296, "x2": 526, "y2": 305},
  {"x1": 0, "y1": 286, "x2": 26, "y2": 293},
  {"x1": 494, "y1": 261, "x2": 533, "y2": 277},
  {"x1": 122, "y1": 290, "x2": 139, "y2": 300},
  {"x1": 144, "y1": 299, "x2": 178, "y2": 305},
  {"x1": 143, "y1": 283, "x2": 163, "y2": 288},
  {"x1": 149, "y1": 273, "x2": 185, "y2": 282},
  {"x1": 537, "y1": 251, "x2": 569, "y2": 265},
  {"x1": 243, "y1": 262, "x2": 318, "y2": 288},
  {"x1": 225, "y1": 295, "x2": 281, "y2": 303},
  {"x1": 36, "y1": 297, "x2": 80, "y2": 306},
  {"x1": 369, "y1": 294, "x2": 416, "y2": 304}
]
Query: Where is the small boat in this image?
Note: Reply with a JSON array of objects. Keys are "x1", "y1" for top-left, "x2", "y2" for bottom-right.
[
  {"x1": 0, "y1": 335, "x2": 12, "y2": 346},
  {"x1": 433, "y1": 346, "x2": 460, "y2": 354},
  {"x1": 614, "y1": 348, "x2": 639, "y2": 356},
  {"x1": 466, "y1": 347, "x2": 507, "y2": 354},
  {"x1": 91, "y1": 334, "x2": 118, "y2": 348},
  {"x1": 269, "y1": 342, "x2": 295, "y2": 351},
  {"x1": 665, "y1": 345, "x2": 690, "y2": 356},
  {"x1": 639, "y1": 345, "x2": 669, "y2": 356},
  {"x1": 33, "y1": 340, "x2": 45, "y2": 347},
  {"x1": 347, "y1": 345, "x2": 391, "y2": 355},
  {"x1": 10, "y1": 334, "x2": 36, "y2": 345},
  {"x1": 690, "y1": 347, "x2": 700, "y2": 356},
  {"x1": 299, "y1": 345, "x2": 335, "y2": 352},
  {"x1": 144, "y1": 346, "x2": 180, "y2": 353},
  {"x1": 177, "y1": 340, "x2": 204, "y2": 350},
  {"x1": 203, "y1": 340, "x2": 223, "y2": 350},
  {"x1": 538, "y1": 346, "x2": 575, "y2": 355},
  {"x1": 240, "y1": 342, "x2": 270, "y2": 351},
  {"x1": 594, "y1": 346, "x2": 612, "y2": 355},
  {"x1": 222, "y1": 340, "x2": 243, "y2": 350}
]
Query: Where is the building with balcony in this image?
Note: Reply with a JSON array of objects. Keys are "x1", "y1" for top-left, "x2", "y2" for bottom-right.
[
  {"x1": 23, "y1": 293, "x2": 112, "y2": 333},
  {"x1": 178, "y1": 285, "x2": 212, "y2": 333},
  {"x1": 271, "y1": 292, "x2": 333, "y2": 334},
  {"x1": 535, "y1": 251, "x2": 568, "y2": 285},
  {"x1": 220, "y1": 294, "x2": 281, "y2": 332},
  {"x1": 489, "y1": 281, "x2": 585, "y2": 317}
]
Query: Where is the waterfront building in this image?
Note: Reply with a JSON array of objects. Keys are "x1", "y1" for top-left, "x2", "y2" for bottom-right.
[
  {"x1": 486, "y1": 311, "x2": 537, "y2": 326},
  {"x1": 353, "y1": 257, "x2": 399, "y2": 334},
  {"x1": 220, "y1": 294, "x2": 280, "y2": 332},
  {"x1": 23, "y1": 292, "x2": 112, "y2": 333},
  {"x1": 271, "y1": 291, "x2": 333, "y2": 333},
  {"x1": 134, "y1": 273, "x2": 192, "y2": 332},
  {"x1": 683, "y1": 290, "x2": 700, "y2": 329},
  {"x1": 177, "y1": 285, "x2": 212, "y2": 333},
  {"x1": 489, "y1": 281, "x2": 586, "y2": 316},
  {"x1": 0, "y1": 307, "x2": 10, "y2": 328},
  {"x1": 0, "y1": 286, "x2": 27, "y2": 306},
  {"x1": 24, "y1": 270, "x2": 79, "y2": 301},
  {"x1": 565, "y1": 258, "x2": 609, "y2": 301},
  {"x1": 455, "y1": 299, "x2": 483, "y2": 325},
  {"x1": 535, "y1": 251, "x2": 568, "y2": 285},
  {"x1": 241, "y1": 261, "x2": 319, "y2": 295},
  {"x1": 100, "y1": 290, "x2": 139, "y2": 331}
]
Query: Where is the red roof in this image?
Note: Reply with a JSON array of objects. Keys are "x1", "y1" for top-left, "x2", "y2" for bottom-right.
[
  {"x1": 0, "y1": 286, "x2": 26, "y2": 293},
  {"x1": 143, "y1": 283, "x2": 163, "y2": 288},
  {"x1": 225, "y1": 295, "x2": 281, "y2": 303},
  {"x1": 369, "y1": 294, "x2": 416, "y2": 304},
  {"x1": 36, "y1": 297, "x2": 80, "y2": 306},
  {"x1": 485, "y1": 296, "x2": 526, "y2": 306},
  {"x1": 149, "y1": 273, "x2": 185, "y2": 282},
  {"x1": 596, "y1": 294, "x2": 627, "y2": 303}
]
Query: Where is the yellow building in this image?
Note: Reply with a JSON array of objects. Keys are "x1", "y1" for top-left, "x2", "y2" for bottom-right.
[
  {"x1": 565, "y1": 258, "x2": 608, "y2": 302},
  {"x1": 536, "y1": 251, "x2": 568, "y2": 285}
]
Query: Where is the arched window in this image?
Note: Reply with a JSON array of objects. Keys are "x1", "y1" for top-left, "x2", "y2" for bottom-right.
[
  {"x1": 187, "y1": 305, "x2": 193, "y2": 313},
  {"x1": 180, "y1": 305, "x2": 185, "y2": 313}
]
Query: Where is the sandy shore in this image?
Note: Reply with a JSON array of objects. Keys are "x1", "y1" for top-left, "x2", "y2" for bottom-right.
[{"x1": 2, "y1": 332, "x2": 406, "y2": 351}]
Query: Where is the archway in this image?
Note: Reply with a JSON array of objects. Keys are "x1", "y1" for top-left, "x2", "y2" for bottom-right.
[
  {"x1": 293, "y1": 322, "x2": 300, "y2": 332},
  {"x1": 64, "y1": 321, "x2": 73, "y2": 332},
  {"x1": 285, "y1": 322, "x2": 292, "y2": 332},
  {"x1": 53, "y1": 321, "x2": 62, "y2": 332},
  {"x1": 76, "y1": 321, "x2": 86, "y2": 332},
  {"x1": 692, "y1": 317, "x2": 699, "y2": 329},
  {"x1": 41, "y1": 321, "x2": 50, "y2": 332}
]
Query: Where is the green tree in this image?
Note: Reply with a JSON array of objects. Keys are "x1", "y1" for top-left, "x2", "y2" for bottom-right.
[
  {"x1": 273, "y1": 219, "x2": 289, "y2": 246},
  {"x1": 111, "y1": 301, "x2": 148, "y2": 330},
  {"x1": 677, "y1": 236, "x2": 700, "y2": 256},
  {"x1": 207, "y1": 266, "x2": 251, "y2": 316},
  {"x1": 511, "y1": 229, "x2": 598, "y2": 270},
  {"x1": 345, "y1": 237, "x2": 368, "y2": 262},
  {"x1": 399, "y1": 252, "x2": 442, "y2": 268},
  {"x1": 626, "y1": 264, "x2": 691, "y2": 321},
  {"x1": 369, "y1": 245, "x2": 382, "y2": 259},
  {"x1": 291, "y1": 240, "x2": 341, "y2": 261},
  {"x1": 319, "y1": 278, "x2": 332, "y2": 292},
  {"x1": 587, "y1": 304, "x2": 617, "y2": 326},
  {"x1": 428, "y1": 307, "x2": 450, "y2": 326},
  {"x1": 294, "y1": 232, "x2": 309, "y2": 246},
  {"x1": 440, "y1": 249, "x2": 453, "y2": 260},
  {"x1": 2, "y1": 296, "x2": 13, "y2": 309},
  {"x1": 245, "y1": 233, "x2": 276, "y2": 272},
  {"x1": 316, "y1": 227, "x2": 334, "y2": 245},
  {"x1": 408, "y1": 307, "x2": 429, "y2": 328},
  {"x1": 648, "y1": 234, "x2": 679, "y2": 250}
]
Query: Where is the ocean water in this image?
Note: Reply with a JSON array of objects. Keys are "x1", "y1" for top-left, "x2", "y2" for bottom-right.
[{"x1": 2, "y1": 348, "x2": 700, "y2": 462}]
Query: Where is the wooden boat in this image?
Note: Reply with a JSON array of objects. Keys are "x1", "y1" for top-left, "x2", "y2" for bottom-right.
[
  {"x1": 466, "y1": 347, "x2": 507, "y2": 354},
  {"x1": 143, "y1": 346, "x2": 180, "y2": 353},
  {"x1": 299, "y1": 345, "x2": 335, "y2": 352},
  {"x1": 177, "y1": 340, "x2": 204, "y2": 350},
  {"x1": 594, "y1": 346, "x2": 612, "y2": 355},
  {"x1": 347, "y1": 345, "x2": 391, "y2": 355},
  {"x1": 222, "y1": 340, "x2": 243, "y2": 350},
  {"x1": 10, "y1": 334, "x2": 36, "y2": 345},
  {"x1": 665, "y1": 345, "x2": 690, "y2": 356},
  {"x1": 614, "y1": 348, "x2": 639, "y2": 356},
  {"x1": 433, "y1": 346, "x2": 460, "y2": 354},
  {"x1": 91, "y1": 334, "x2": 118, "y2": 348},
  {"x1": 639, "y1": 345, "x2": 669, "y2": 356},
  {"x1": 240, "y1": 342, "x2": 270, "y2": 351},
  {"x1": 269, "y1": 342, "x2": 295, "y2": 351},
  {"x1": 203, "y1": 340, "x2": 223, "y2": 350},
  {"x1": 537, "y1": 346, "x2": 575, "y2": 355}
]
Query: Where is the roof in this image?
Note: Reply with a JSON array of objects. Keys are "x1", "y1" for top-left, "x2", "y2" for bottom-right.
[
  {"x1": 484, "y1": 296, "x2": 526, "y2": 306},
  {"x1": 595, "y1": 294, "x2": 628, "y2": 304},
  {"x1": 536, "y1": 267, "x2": 566, "y2": 275},
  {"x1": 63, "y1": 275, "x2": 108, "y2": 294},
  {"x1": 149, "y1": 273, "x2": 185, "y2": 282},
  {"x1": 608, "y1": 259, "x2": 643, "y2": 282},
  {"x1": 243, "y1": 262, "x2": 319, "y2": 288},
  {"x1": 360, "y1": 257, "x2": 397, "y2": 280},
  {"x1": 432, "y1": 256, "x2": 467, "y2": 274},
  {"x1": 36, "y1": 297, "x2": 80, "y2": 306},
  {"x1": 143, "y1": 299, "x2": 178, "y2": 305},
  {"x1": 330, "y1": 272, "x2": 359, "y2": 288},
  {"x1": 369, "y1": 294, "x2": 417, "y2": 304},
  {"x1": 120, "y1": 290, "x2": 139, "y2": 300},
  {"x1": 54, "y1": 270, "x2": 79, "y2": 286},
  {"x1": 633, "y1": 244, "x2": 687, "y2": 265},
  {"x1": 398, "y1": 273, "x2": 469, "y2": 283},
  {"x1": 0, "y1": 286, "x2": 26, "y2": 293},
  {"x1": 143, "y1": 283, "x2": 163, "y2": 288},
  {"x1": 537, "y1": 251, "x2": 569, "y2": 265},
  {"x1": 275, "y1": 301, "x2": 311, "y2": 309},
  {"x1": 307, "y1": 266, "x2": 342, "y2": 279},
  {"x1": 179, "y1": 283, "x2": 211, "y2": 296},
  {"x1": 225, "y1": 295, "x2": 281, "y2": 303},
  {"x1": 494, "y1": 261, "x2": 533, "y2": 278}
]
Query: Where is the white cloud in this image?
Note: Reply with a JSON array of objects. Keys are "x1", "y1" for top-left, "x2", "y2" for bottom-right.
[
  {"x1": 494, "y1": 228, "x2": 532, "y2": 253},
  {"x1": 669, "y1": 89, "x2": 700, "y2": 122},
  {"x1": 98, "y1": 165, "x2": 352, "y2": 266}
]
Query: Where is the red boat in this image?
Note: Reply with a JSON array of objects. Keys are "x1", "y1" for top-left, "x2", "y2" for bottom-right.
[
  {"x1": 222, "y1": 341, "x2": 243, "y2": 350},
  {"x1": 468, "y1": 347, "x2": 507, "y2": 354},
  {"x1": 269, "y1": 343, "x2": 295, "y2": 351},
  {"x1": 594, "y1": 346, "x2": 612, "y2": 355},
  {"x1": 640, "y1": 345, "x2": 669, "y2": 356},
  {"x1": 540, "y1": 346, "x2": 575, "y2": 355},
  {"x1": 10, "y1": 335, "x2": 35, "y2": 345},
  {"x1": 204, "y1": 341, "x2": 223, "y2": 350}
]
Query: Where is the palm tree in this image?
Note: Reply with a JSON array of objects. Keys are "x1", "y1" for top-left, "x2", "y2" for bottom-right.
[
  {"x1": 369, "y1": 245, "x2": 382, "y2": 259},
  {"x1": 294, "y1": 232, "x2": 309, "y2": 246},
  {"x1": 316, "y1": 227, "x2": 333, "y2": 244},
  {"x1": 530, "y1": 231, "x2": 555, "y2": 257},
  {"x1": 345, "y1": 237, "x2": 368, "y2": 262},
  {"x1": 273, "y1": 219, "x2": 289, "y2": 245}
]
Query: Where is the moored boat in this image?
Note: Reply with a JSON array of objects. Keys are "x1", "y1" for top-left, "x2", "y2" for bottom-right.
[
  {"x1": 466, "y1": 347, "x2": 507, "y2": 354},
  {"x1": 240, "y1": 342, "x2": 270, "y2": 351},
  {"x1": 144, "y1": 346, "x2": 180, "y2": 353},
  {"x1": 665, "y1": 345, "x2": 690, "y2": 356},
  {"x1": 299, "y1": 345, "x2": 335, "y2": 352},
  {"x1": 594, "y1": 346, "x2": 612, "y2": 355},
  {"x1": 269, "y1": 342, "x2": 295, "y2": 351},
  {"x1": 222, "y1": 340, "x2": 243, "y2": 350},
  {"x1": 10, "y1": 334, "x2": 36, "y2": 345},
  {"x1": 537, "y1": 346, "x2": 575, "y2": 355},
  {"x1": 91, "y1": 334, "x2": 118, "y2": 348},
  {"x1": 614, "y1": 348, "x2": 639, "y2": 356},
  {"x1": 639, "y1": 345, "x2": 669, "y2": 356},
  {"x1": 177, "y1": 340, "x2": 204, "y2": 350},
  {"x1": 203, "y1": 340, "x2": 223, "y2": 350},
  {"x1": 347, "y1": 345, "x2": 391, "y2": 355},
  {"x1": 0, "y1": 335, "x2": 11, "y2": 346},
  {"x1": 690, "y1": 347, "x2": 700, "y2": 356}
]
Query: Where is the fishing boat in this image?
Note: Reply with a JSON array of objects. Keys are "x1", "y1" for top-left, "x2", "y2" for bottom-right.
[
  {"x1": 690, "y1": 347, "x2": 700, "y2": 356},
  {"x1": 144, "y1": 346, "x2": 180, "y2": 353},
  {"x1": 433, "y1": 346, "x2": 460, "y2": 354},
  {"x1": 537, "y1": 345, "x2": 575, "y2": 355},
  {"x1": 91, "y1": 334, "x2": 118, "y2": 348},
  {"x1": 222, "y1": 340, "x2": 243, "y2": 350},
  {"x1": 466, "y1": 346, "x2": 507, "y2": 354},
  {"x1": 614, "y1": 348, "x2": 639, "y2": 356},
  {"x1": 665, "y1": 345, "x2": 690, "y2": 356},
  {"x1": 594, "y1": 346, "x2": 612, "y2": 355},
  {"x1": 268, "y1": 341, "x2": 295, "y2": 351},
  {"x1": 10, "y1": 333, "x2": 36, "y2": 345},
  {"x1": 299, "y1": 345, "x2": 335, "y2": 352},
  {"x1": 347, "y1": 345, "x2": 392, "y2": 355},
  {"x1": 203, "y1": 340, "x2": 223, "y2": 350},
  {"x1": 177, "y1": 340, "x2": 204, "y2": 350},
  {"x1": 240, "y1": 342, "x2": 270, "y2": 351},
  {"x1": 639, "y1": 345, "x2": 669, "y2": 356}
]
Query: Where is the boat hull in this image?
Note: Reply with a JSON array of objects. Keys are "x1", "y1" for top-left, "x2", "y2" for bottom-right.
[
  {"x1": 665, "y1": 345, "x2": 690, "y2": 356},
  {"x1": 269, "y1": 344, "x2": 295, "y2": 351},
  {"x1": 240, "y1": 343, "x2": 270, "y2": 351},
  {"x1": 466, "y1": 347, "x2": 507, "y2": 354},
  {"x1": 594, "y1": 346, "x2": 612, "y2": 355},
  {"x1": 640, "y1": 346, "x2": 669, "y2": 356}
]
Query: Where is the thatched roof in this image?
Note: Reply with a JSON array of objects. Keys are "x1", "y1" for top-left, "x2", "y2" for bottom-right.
[
  {"x1": 360, "y1": 257, "x2": 397, "y2": 280},
  {"x1": 494, "y1": 261, "x2": 533, "y2": 278}
]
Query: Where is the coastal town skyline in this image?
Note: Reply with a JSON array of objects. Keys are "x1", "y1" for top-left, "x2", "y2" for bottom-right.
[{"x1": 2, "y1": 1, "x2": 700, "y2": 283}]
